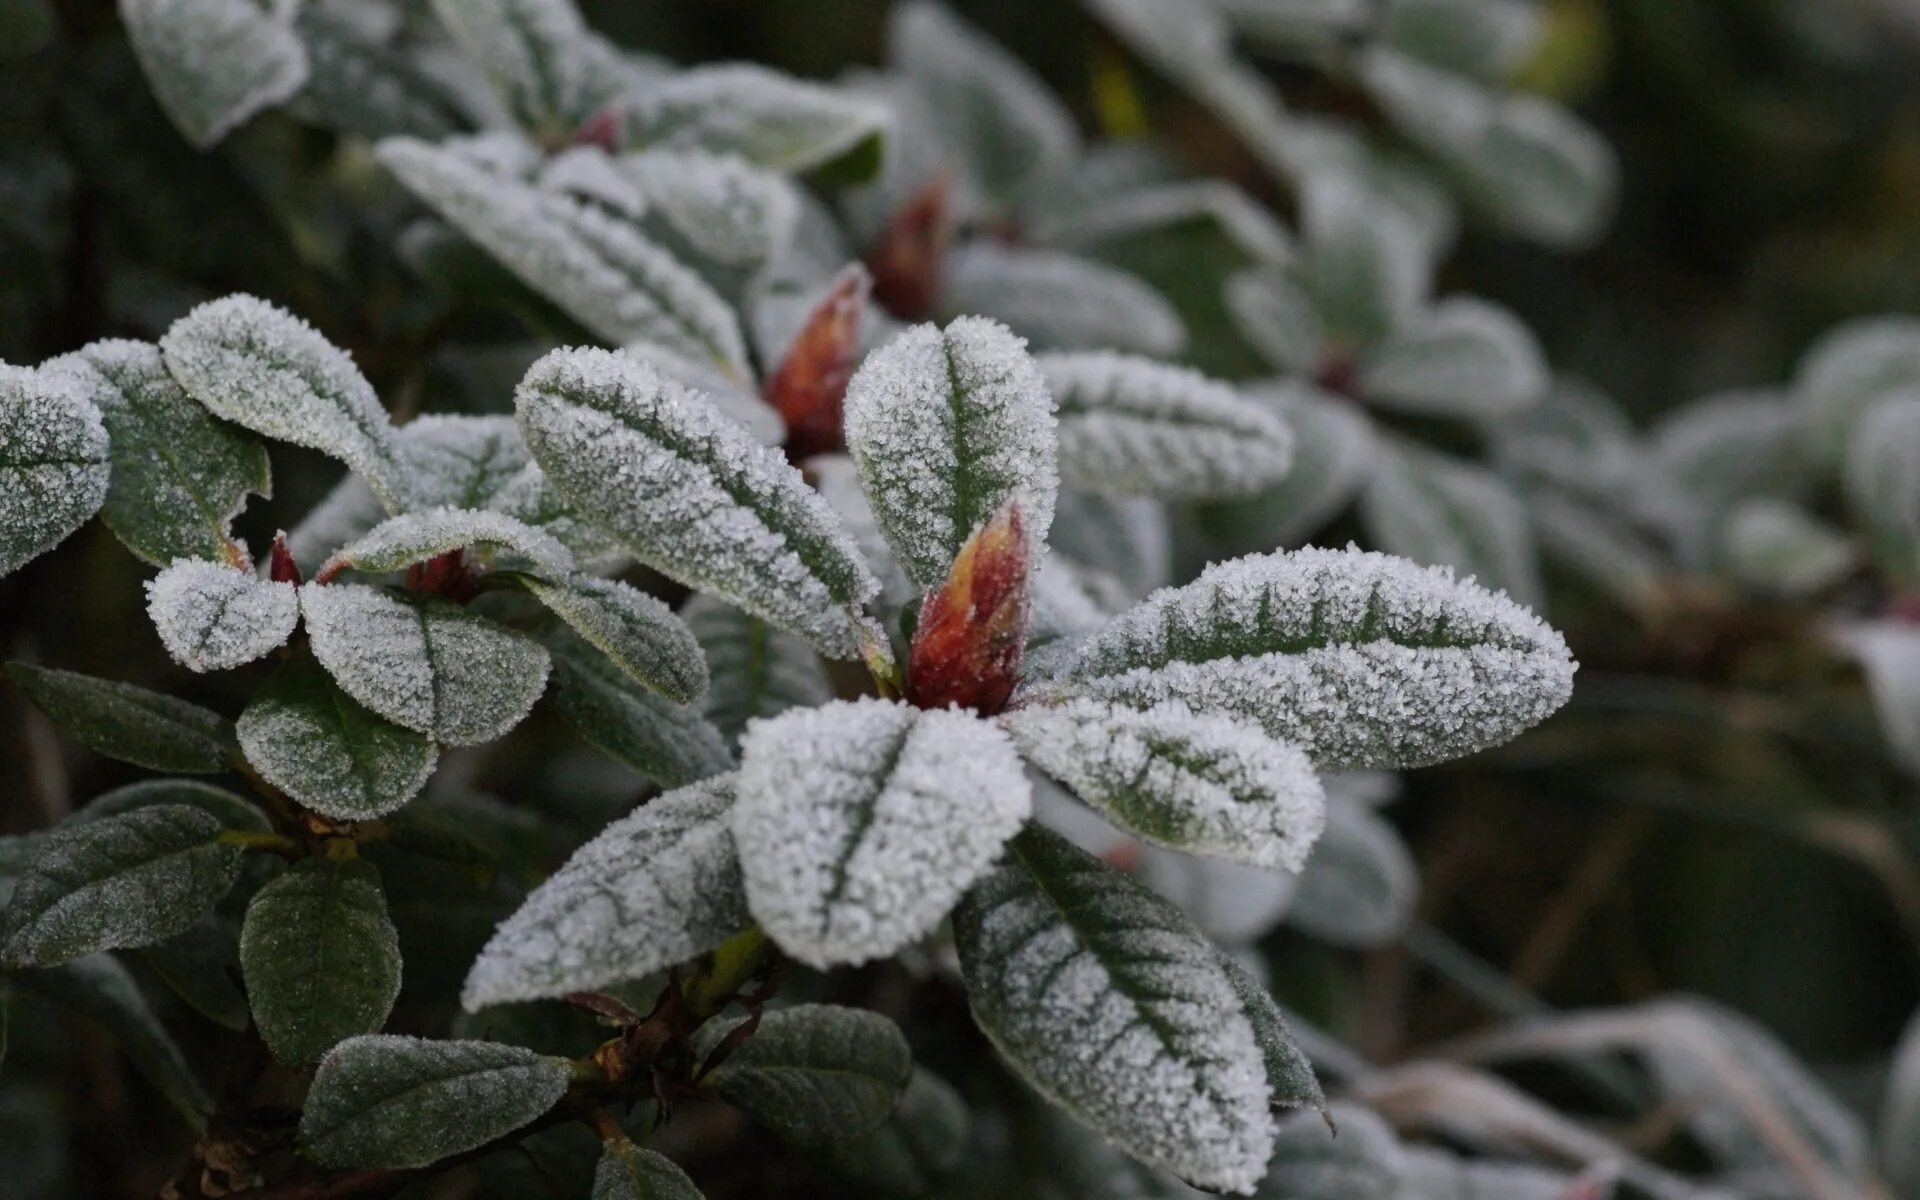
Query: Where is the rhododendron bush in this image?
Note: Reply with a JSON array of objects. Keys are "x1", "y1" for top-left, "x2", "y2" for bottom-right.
[{"x1": 3, "y1": 1, "x2": 1920, "y2": 1197}]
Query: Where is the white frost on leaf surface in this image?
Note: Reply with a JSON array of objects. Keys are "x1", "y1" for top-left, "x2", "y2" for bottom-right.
[
  {"x1": 730, "y1": 698, "x2": 1032, "y2": 969},
  {"x1": 1792, "y1": 315, "x2": 1920, "y2": 475},
  {"x1": 461, "y1": 775, "x2": 750, "y2": 1009},
  {"x1": 842, "y1": 318, "x2": 1057, "y2": 589},
  {"x1": 623, "y1": 63, "x2": 890, "y2": 175},
  {"x1": 1041, "y1": 546, "x2": 1575, "y2": 770},
  {"x1": 236, "y1": 652, "x2": 436, "y2": 821},
  {"x1": 1225, "y1": 266, "x2": 1327, "y2": 377},
  {"x1": 621, "y1": 149, "x2": 799, "y2": 266},
  {"x1": 0, "y1": 364, "x2": 110, "y2": 578},
  {"x1": 1036, "y1": 180, "x2": 1292, "y2": 266},
  {"x1": 145, "y1": 560, "x2": 299, "y2": 673},
  {"x1": 942, "y1": 244, "x2": 1186, "y2": 358},
  {"x1": 516, "y1": 347, "x2": 876, "y2": 657},
  {"x1": 319, "y1": 507, "x2": 572, "y2": 582},
  {"x1": 620, "y1": 339, "x2": 785, "y2": 446},
  {"x1": 485, "y1": 462, "x2": 632, "y2": 575},
  {"x1": 394, "y1": 415, "x2": 532, "y2": 509},
  {"x1": 375, "y1": 136, "x2": 750, "y2": 376},
  {"x1": 1040, "y1": 352, "x2": 1294, "y2": 500},
  {"x1": 1360, "y1": 438, "x2": 1545, "y2": 611},
  {"x1": 1006, "y1": 698, "x2": 1326, "y2": 871},
  {"x1": 427, "y1": 0, "x2": 604, "y2": 136},
  {"x1": 160, "y1": 294, "x2": 408, "y2": 510},
  {"x1": 952, "y1": 825, "x2": 1277, "y2": 1194},
  {"x1": 681, "y1": 593, "x2": 834, "y2": 746},
  {"x1": 1356, "y1": 296, "x2": 1549, "y2": 417},
  {"x1": 523, "y1": 574, "x2": 707, "y2": 705},
  {"x1": 538, "y1": 147, "x2": 650, "y2": 221},
  {"x1": 809, "y1": 453, "x2": 914, "y2": 613},
  {"x1": 120, "y1": 0, "x2": 309, "y2": 149},
  {"x1": 300, "y1": 582, "x2": 550, "y2": 746}
]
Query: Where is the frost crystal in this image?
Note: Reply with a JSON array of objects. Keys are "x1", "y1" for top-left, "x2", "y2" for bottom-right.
[
  {"x1": 300, "y1": 581, "x2": 551, "y2": 746},
  {"x1": 622, "y1": 149, "x2": 799, "y2": 266},
  {"x1": 145, "y1": 559, "x2": 299, "y2": 673},
  {"x1": 522, "y1": 574, "x2": 707, "y2": 704},
  {"x1": 160, "y1": 295, "x2": 408, "y2": 510},
  {"x1": 121, "y1": 0, "x2": 308, "y2": 149},
  {"x1": 540, "y1": 623, "x2": 735, "y2": 788},
  {"x1": 682, "y1": 593, "x2": 834, "y2": 746},
  {"x1": 318, "y1": 507, "x2": 572, "y2": 583},
  {"x1": 623, "y1": 63, "x2": 890, "y2": 174},
  {"x1": 1040, "y1": 352, "x2": 1295, "y2": 500},
  {"x1": 1356, "y1": 296, "x2": 1548, "y2": 416},
  {"x1": 1361, "y1": 439, "x2": 1544, "y2": 610},
  {"x1": 461, "y1": 775, "x2": 750, "y2": 1009},
  {"x1": 842, "y1": 318, "x2": 1058, "y2": 589},
  {"x1": 942, "y1": 245, "x2": 1187, "y2": 357},
  {"x1": 485, "y1": 462, "x2": 632, "y2": 575},
  {"x1": 376, "y1": 137, "x2": 750, "y2": 375},
  {"x1": 1043, "y1": 546, "x2": 1576, "y2": 769},
  {"x1": 516, "y1": 347, "x2": 876, "y2": 657},
  {"x1": 730, "y1": 698, "x2": 1032, "y2": 969},
  {"x1": 0, "y1": 364, "x2": 110, "y2": 578},
  {"x1": 1006, "y1": 698, "x2": 1326, "y2": 871},
  {"x1": 237, "y1": 652, "x2": 436, "y2": 821},
  {"x1": 427, "y1": 0, "x2": 604, "y2": 134},
  {"x1": 395, "y1": 415, "x2": 532, "y2": 508}
]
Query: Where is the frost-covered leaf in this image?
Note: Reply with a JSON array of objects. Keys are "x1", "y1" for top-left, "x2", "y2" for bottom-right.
[
  {"x1": 70, "y1": 780, "x2": 269, "y2": 834},
  {"x1": 732, "y1": 698, "x2": 1030, "y2": 968},
  {"x1": 1040, "y1": 546, "x2": 1576, "y2": 770},
  {"x1": 843, "y1": 318, "x2": 1056, "y2": 589},
  {"x1": 1007, "y1": 698, "x2": 1325, "y2": 871},
  {"x1": 811, "y1": 453, "x2": 916, "y2": 614},
  {"x1": 624, "y1": 339, "x2": 786, "y2": 445},
  {"x1": 1042, "y1": 352, "x2": 1293, "y2": 500},
  {"x1": 0, "y1": 806, "x2": 242, "y2": 967},
  {"x1": 1225, "y1": 266, "x2": 1326, "y2": 377},
  {"x1": 541, "y1": 623, "x2": 734, "y2": 787},
  {"x1": 1884, "y1": 1007, "x2": 1920, "y2": 1196},
  {"x1": 1792, "y1": 316, "x2": 1920, "y2": 475},
  {"x1": 1843, "y1": 396, "x2": 1920, "y2": 584},
  {"x1": 241, "y1": 856, "x2": 401, "y2": 1064},
  {"x1": 1049, "y1": 489, "x2": 1171, "y2": 598},
  {"x1": 41, "y1": 340, "x2": 268, "y2": 567},
  {"x1": 462, "y1": 774, "x2": 748, "y2": 1008},
  {"x1": 301, "y1": 582, "x2": 550, "y2": 746},
  {"x1": 942, "y1": 245, "x2": 1186, "y2": 357},
  {"x1": 823, "y1": 1065, "x2": 969, "y2": 1195},
  {"x1": 1258, "y1": 1104, "x2": 1403, "y2": 1199},
  {"x1": 144, "y1": 560, "x2": 298, "y2": 673},
  {"x1": 1214, "y1": 0, "x2": 1368, "y2": 54},
  {"x1": 5, "y1": 662, "x2": 234, "y2": 773},
  {"x1": 487, "y1": 461, "x2": 633, "y2": 575},
  {"x1": 1035, "y1": 180, "x2": 1292, "y2": 267},
  {"x1": 317, "y1": 507, "x2": 572, "y2": 583},
  {"x1": 140, "y1": 916, "x2": 248, "y2": 1032},
  {"x1": 0, "y1": 364, "x2": 109, "y2": 578},
  {"x1": 952, "y1": 825, "x2": 1278, "y2": 1193},
  {"x1": 1650, "y1": 391, "x2": 1806, "y2": 565},
  {"x1": 395, "y1": 414, "x2": 534, "y2": 509},
  {"x1": 1361, "y1": 439, "x2": 1544, "y2": 609},
  {"x1": 1528, "y1": 485, "x2": 1668, "y2": 613},
  {"x1": 624, "y1": 64, "x2": 889, "y2": 178},
  {"x1": 1297, "y1": 174, "x2": 1432, "y2": 346},
  {"x1": 682, "y1": 594, "x2": 832, "y2": 747},
  {"x1": 1834, "y1": 621, "x2": 1920, "y2": 779},
  {"x1": 160, "y1": 295, "x2": 409, "y2": 510},
  {"x1": 299, "y1": 1035, "x2": 571, "y2": 1169},
  {"x1": 692, "y1": 1003, "x2": 912, "y2": 1145},
  {"x1": 120, "y1": 0, "x2": 309, "y2": 149},
  {"x1": 237, "y1": 651, "x2": 436, "y2": 821},
  {"x1": 889, "y1": 1, "x2": 1078, "y2": 202},
  {"x1": 1382, "y1": 0, "x2": 1542, "y2": 83},
  {"x1": 522, "y1": 574, "x2": 706, "y2": 704},
  {"x1": 377, "y1": 137, "x2": 749, "y2": 375},
  {"x1": 1356, "y1": 298, "x2": 1548, "y2": 416},
  {"x1": 428, "y1": 0, "x2": 605, "y2": 136},
  {"x1": 1217, "y1": 948, "x2": 1324, "y2": 1114},
  {"x1": 1285, "y1": 796, "x2": 1415, "y2": 947},
  {"x1": 517, "y1": 347, "x2": 875, "y2": 656},
  {"x1": 1199, "y1": 384, "x2": 1375, "y2": 556},
  {"x1": 1718, "y1": 499, "x2": 1855, "y2": 599},
  {"x1": 292, "y1": 1, "x2": 476, "y2": 141},
  {"x1": 592, "y1": 1144, "x2": 704, "y2": 1200},
  {"x1": 622, "y1": 149, "x2": 798, "y2": 266}
]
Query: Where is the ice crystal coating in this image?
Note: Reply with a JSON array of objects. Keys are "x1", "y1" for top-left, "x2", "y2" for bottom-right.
[
  {"x1": 842, "y1": 318, "x2": 1058, "y2": 589},
  {"x1": 4, "y1": 662, "x2": 234, "y2": 774},
  {"x1": 523, "y1": 574, "x2": 707, "y2": 704},
  {"x1": 1792, "y1": 315, "x2": 1920, "y2": 474},
  {"x1": 427, "y1": 0, "x2": 603, "y2": 134},
  {"x1": 300, "y1": 582, "x2": 550, "y2": 746},
  {"x1": 1035, "y1": 180, "x2": 1293, "y2": 266},
  {"x1": 318, "y1": 507, "x2": 573, "y2": 582},
  {"x1": 160, "y1": 295, "x2": 408, "y2": 509},
  {"x1": 591, "y1": 1145, "x2": 703, "y2": 1200},
  {"x1": 71, "y1": 779, "x2": 269, "y2": 834},
  {"x1": 461, "y1": 774, "x2": 747, "y2": 1009},
  {"x1": 376, "y1": 137, "x2": 750, "y2": 375},
  {"x1": 681, "y1": 593, "x2": 833, "y2": 746},
  {"x1": 1285, "y1": 795, "x2": 1416, "y2": 947},
  {"x1": 1845, "y1": 397, "x2": 1920, "y2": 583},
  {"x1": 730, "y1": 698, "x2": 1032, "y2": 969},
  {"x1": 145, "y1": 559, "x2": 299, "y2": 673},
  {"x1": 540, "y1": 624, "x2": 735, "y2": 787},
  {"x1": 0, "y1": 806, "x2": 242, "y2": 967},
  {"x1": 290, "y1": 0, "x2": 475, "y2": 143},
  {"x1": 240, "y1": 857, "x2": 402, "y2": 1065},
  {"x1": 1006, "y1": 698, "x2": 1327, "y2": 871},
  {"x1": 1040, "y1": 352, "x2": 1295, "y2": 500},
  {"x1": 624, "y1": 63, "x2": 890, "y2": 175},
  {"x1": 691, "y1": 1004, "x2": 913, "y2": 1146},
  {"x1": 516, "y1": 347, "x2": 876, "y2": 657},
  {"x1": 486, "y1": 462, "x2": 633, "y2": 575},
  {"x1": 299, "y1": 1035, "x2": 571, "y2": 1169},
  {"x1": 236, "y1": 652, "x2": 436, "y2": 821},
  {"x1": 942, "y1": 245, "x2": 1187, "y2": 357},
  {"x1": 121, "y1": 0, "x2": 309, "y2": 149},
  {"x1": 1361, "y1": 439, "x2": 1544, "y2": 609},
  {"x1": 1356, "y1": 297, "x2": 1548, "y2": 416},
  {"x1": 540, "y1": 145, "x2": 651, "y2": 219},
  {"x1": 1225, "y1": 267, "x2": 1327, "y2": 377},
  {"x1": 952, "y1": 826, "x2": 1278, "y2": 1194},
  {"x1": 0, "y1": 364, "x2": 110, "y2": 578},
  {"x1": 622, "y1": 149, "x2": 799, "y2": 266},
  {"x1": 42, "y1": 339, "x2": 269, "y2": 567},
  {"x1": 396, "y1": 414, "x2": 534, "y2": 508},
  {"x1": 1043, "y1": 546, "x2": 1576, "y2": 770},
  {"x1": 810, "y1": 453, "x2": 915, "y2": 613}
]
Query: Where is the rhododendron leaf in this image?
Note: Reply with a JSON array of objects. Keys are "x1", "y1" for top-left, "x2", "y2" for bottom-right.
[
  {"x1": 0, "y1": 364, "x2": 110, "y2": 578},
  {"x1": 625, "y1": 64, "x2": 889, "y2": 179},
  {"x1": 622, "y1": 149, "x2": 799, "y2": 266},
  {"x1": 941, "y1": 245, "x2": 1186, "y2": 357},
  {"x1": 522, "y1": 574, "x2": 707, "y2": 704},
  {"x1": 540, "y1": 623, "x2": 734, "y2": 787},
  {"x1": 1356, "y1": 297, "x2": 1549, "y2": 417},
  {"x1": 144, "y1": 560, "x2": 298, "y2": 673},
  {"x1": 121, "y1": 0, "x2": 308, "y2": 149},
  {"x1": 691, "y1": 1004, "x2": 912, "y2": 1146},
  {"x1": 1360, "y1": 439, "x2": 1544, "y2": 609},
  {"x1": 317, "y1": 507, "x2": 572, "y2": 583},
  {"x1": 5, "y1": 662, "x2": 234, "y2": 774},
  {"x1": 427, "y1": 0, "x2": 608, "y2": 136},
  {"x1": 241, "y1": 857, "x2": 401, "y2": 1064},
  {"x1": 682, "y1": 594, "x2": 833, "y2": 747}
]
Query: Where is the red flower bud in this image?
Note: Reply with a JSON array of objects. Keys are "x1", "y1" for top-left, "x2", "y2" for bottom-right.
[
  {"x1": 765, "y1": 265, "x2": 869, "y2": 461},
  {"x1": 268, "y1": 531, "x2": 302, "y2": 586},
  {"x1": 868, "y1": 174, "x2": 953, "y2": 321},
  {"x1": 906, "y1": 502, "x2": 1031, "y2": 715}
]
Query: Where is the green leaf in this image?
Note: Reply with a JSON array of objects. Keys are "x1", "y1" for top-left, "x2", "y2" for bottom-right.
[
  {"x1": 1843, "y1": 396, "x2": 1920, "y2": 585},
  {"x1": 488, "y1": 462, "x2": 635, "y2": 576},
  {"x1": 0, "y1": 806, "x2": 243, "y2": 967},
  {"x1": 682, "y1": 594, "x2": 833, "y2": 747},
  {"x1": 1717, "y1": 499, "x2": 1856, "y2": 599},
  {"x1": 318, "y1": 507, "x2": 573, "y2": 583},
  {"x1": 428, "y1": 0, "x2": 606, "y2": 136},
  {"x1": 823, "y1": 1066, "x2": 969, "y2": 1196},
  {"x1": 1791, "y1": 316, "x2": 1920, "y2": 476},
  {"x1": 516, "y1": 346, "x2": 876, "y2": 657},
  {"x1": 843, "y1": 318, "x2": 1057, "y2": 590},
  {"x1": 732, "y1": 698, "x2": 1031, "y2": 968},
  {"x1": 300, "y1": 582, "x2": 550, "y2": 746},
  {"x1": 1297, "y1": 174, "x2": 1432, "y2": 347},
  {"x1": 941, "y1": 246, "x2": 1186, "y2": 357},
  {"x1": 592, "y1": 1143, "x2": 705, "y2": 1200},
  {"x1": 69, "y1": 780, "x2": 268, "y2": 834},
  {"x1": 1360, "y1": 439, "x2": 1544, "y2": 610},
  {"x1": 242, "y1": 857, "x2": 402, "y2": 1064},
  {"x1": 1041, "y1": 545, "x2": 1574, "y2": 770},
  {"x1": 1285, "y1": 796, "x2": 1415, "y2": 948},
  {"x1": 1037, "y1": 179, "x2": 1292, "y2": 268},
  {"x1": 621, "y1": 149, "x2": 800, "y2": 267},
  {"x1": 951, "y1": 825, "x2": 1278, "y2": 1193},
  {"x1": 1258, "y1": 1104, "x2": 1403, "y2": 1199},
  {"x1": 144, "y1": 559, "x2": 299, "y2": 673},
  {"x1": 625, "y1": 64, "x2": 889, "y2": 178},
  {"x1": 42, "y1": 339, "x2": 269, "y2": 567},
  {"x1": 0, "y1": 363, "x2": 110, "y2": 578},
  {"x1": 1382, "y1": 0, "x2": 1541, "y2": 83},
  {"x1": 461, "y1": 775, "x2": 749, "y2": 1009},
  {"x1": 541, "y1": 623, "x2": 734, "y2": 787},
  {"x1": 5, "y1": 661, "x2": 233, "y2": 773},
  {"x1": 1196, "y1": 383, "x2": 1375, "y2": 556},
  {"x1": 1217, "y1": 951, "x2": 1324, "y2": 1114},
  {"x1": 160, "y1": 295, "x2": 409, "y2": 510},
  {"x1": 693, "y1": 1003, "x2": 912, "y2": 1146},
  {"x1": 299, "y1": 1034, "x2": 572, "y2": 1169},
  {"x1": 138, "y1": 917, "x2": 249, "y2": 1031},
  {"x1": 522, "y1": 574, "x2": 707, "y2": 705},
  {"x1": 120, "y1": 0, "x2": 309, "y2": 149},
  {"x1": 291, "y1": 2, "x2": 475, "y2": 141},
  {"x1": 1355, "y1": 297, "x2": 1548, "y2": 416},
  {"x1": 1225, "y1": 265, "x2": 1327, "y2": 376}
]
